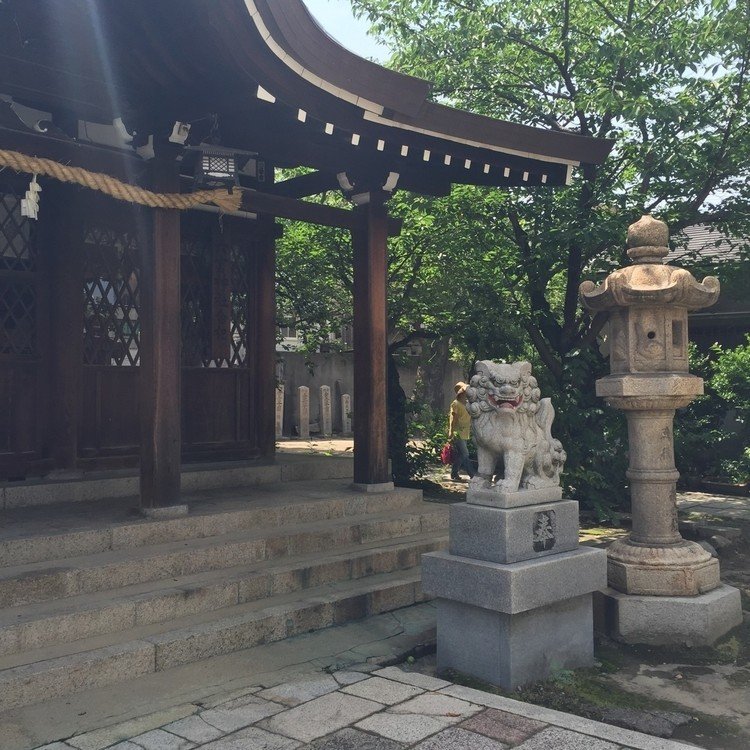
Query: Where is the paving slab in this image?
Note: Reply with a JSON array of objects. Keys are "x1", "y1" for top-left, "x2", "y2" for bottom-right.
[
  {"x1": 306, "y1": 727, "x2": 404, "y2": 750},
  {"x1": 259, "y1": 692, "x2": 382, "y2": 743},
  {"x1": 354, "y1": 713, "x2": 453, "y2": 744},
  {"x1": 256, "y1": 675, "x2": 340, "y2": 706},
  {"x1": 515, "y1": 726, "x2": 620, "y2": 749},
  {"x1": 340, "y1": 676, "x2": 423, "y2": 705},
  {"x1": 413, "y1": 727, "x2": 510, "y2": 750},
  {"x1": 331, "y1": 671, "x2": 370, "y2": 686},
  {"x1": 126, "y1": 729, "x2": 195, "y2": 750},
  {"x1": 65, "y1": 706, "x2": 199, "y2": 750},
  {"x1": 34, "y1": 745, "x2": 73, "y2": 750},
  {"x1": 199, "y1": 695, "x2": 284, "y2": 733},
  {"x1": 197, "y1": 726, "x2": 301, "y2": 749},
  {"x1": 387, "y1": 693, "x2": 483, "y2": 721},
  {"x1": 461, "y1": 708, "x2": 547, "y2": 745},
  {"x1": 159, "y1": 715, "x2": 224, "y2": 744},
  {"x1": 373, "y1": 667, "x2": 450, "y2": 691}
]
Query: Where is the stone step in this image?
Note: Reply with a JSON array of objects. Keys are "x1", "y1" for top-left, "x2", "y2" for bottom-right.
[
  {"x1": 1, "y1": 455, "x2": 354, "y2": 510},
  {"x1": 0, "y1": 568, "x2": 427, "y2": 711},
  {"x1": 0, "y1": 505, "x2": 448, "y2": 608},
  {"x1": 0, "y1": 481, "x2": 423, "y2": 568},
  {"x1": 0, "y1": 532, "x2": 448, "y2": 657}
]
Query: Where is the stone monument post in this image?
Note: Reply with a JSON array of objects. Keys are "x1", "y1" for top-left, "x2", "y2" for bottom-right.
[
  {"x1": 297, "y1": 386, "x2": 310, "y2": 440},
  {"x1": 319, "y1": 385, "x2": 332, "y2": 437},
  {"x1": 422, "y1": 360, "x2": 606, "y2": 689},
  {"x1": 275, "y1": 385, "x2": 284, "y2": 439},
  {"x1": 580, "y1": 215, "x2": 742, "y2": 645},
  {"x1": 341, "y1": 394, "x2": 352, "y2": 435}
]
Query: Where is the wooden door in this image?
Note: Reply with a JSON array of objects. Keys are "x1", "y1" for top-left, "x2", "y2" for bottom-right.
[
  {"x1": 0, "y1": 180, "x2": 46, "y2": 478},
  {"x1": 78, "y1": 196, "x2": 148, "y2": 461},
  {"x1": 181, "y1": 214, "x2": 258, "y2": 460}
]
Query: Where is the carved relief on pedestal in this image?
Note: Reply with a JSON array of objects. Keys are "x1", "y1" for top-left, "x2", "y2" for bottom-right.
[{"x1": 532, "y1": 510, "x2": 556, "y2": 552}]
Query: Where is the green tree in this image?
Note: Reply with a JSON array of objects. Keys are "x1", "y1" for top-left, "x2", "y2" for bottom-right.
[{"x1": 350, "y1": 0, "x2": 750, "y2": 380}]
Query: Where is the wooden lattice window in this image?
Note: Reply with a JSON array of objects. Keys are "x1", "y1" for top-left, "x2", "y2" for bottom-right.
[
  {"x1": 180, "y1": 221, "x2": 252, "y2": 369},
  {"x1": 0, "y1": 193, "x2": 37, "y2": 357},
  {"x1": 82, "y1": 225, "x2": 141, "y2": 366}
]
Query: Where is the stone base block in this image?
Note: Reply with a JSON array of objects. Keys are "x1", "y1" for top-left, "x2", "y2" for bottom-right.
[
  {"x1": 467, "y1": 485, "x2": 562, "y2": 508},
  {"x1": 437, "y1": 594, "x2": 594, "y2": 689},
  {"x1": 422, "y1": 547, "x2": 606, "y2": 615},
  {"x1": 594, "y1": 584, "x2": 743, "y2": 646},
  {"x1": 449, "y1": 500, "x2": 579, "y2": 564},
  {"x1": 607, "y1": 540, "x2": 720, "y2": 596},
  {"x1": 351, "y1": 482, "x2": 395, "y2": 493},
  {"x1": 140, "y1": 504, "x2": 189, "y2": 519}
]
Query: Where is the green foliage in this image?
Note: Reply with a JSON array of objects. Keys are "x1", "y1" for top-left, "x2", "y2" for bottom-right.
[{"x1": 675, "y1": 337, "x2": 750, "y2": 483}]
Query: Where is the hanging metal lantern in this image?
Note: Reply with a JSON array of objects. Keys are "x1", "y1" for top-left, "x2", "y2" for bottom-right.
[{"x1": 194, "y1": 150, "x2": 238, "y2": 190}]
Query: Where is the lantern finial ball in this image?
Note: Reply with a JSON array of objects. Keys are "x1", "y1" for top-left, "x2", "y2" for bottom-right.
[{"x1": 626, "y1": 215, "x2": 669, "y2": 263}]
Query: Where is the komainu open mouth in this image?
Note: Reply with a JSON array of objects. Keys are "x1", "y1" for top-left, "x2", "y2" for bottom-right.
[{"x1": 487, "y1": 393, "x2": 522, "y2": 410}]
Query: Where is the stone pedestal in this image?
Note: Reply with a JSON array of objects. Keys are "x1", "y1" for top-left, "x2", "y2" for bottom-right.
[{"x1": 422, "y1": 487, "x2": 606, "y2": 689}]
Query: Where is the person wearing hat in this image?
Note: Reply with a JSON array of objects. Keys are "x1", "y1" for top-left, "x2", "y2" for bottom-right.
[{"x1": 448, "y1": 381, "x2": 474, "y2": 481}]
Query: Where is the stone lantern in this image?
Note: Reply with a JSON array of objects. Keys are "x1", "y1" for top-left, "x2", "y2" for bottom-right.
[{"x1": 579, "y1": 216, "x2": 742, "y2": 645}]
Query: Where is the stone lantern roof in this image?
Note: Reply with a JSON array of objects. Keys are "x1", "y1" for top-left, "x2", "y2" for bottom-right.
[{"x1": 579, "y1": 216, "x2": 720, "y2": 312}]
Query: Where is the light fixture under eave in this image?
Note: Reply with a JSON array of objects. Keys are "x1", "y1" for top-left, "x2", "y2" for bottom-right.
[
  {"x1": 351, "y1": 133, "x2": 360, "y2": 146},
  {"x1": 464, "y1": 159, "x2": 471, "y2": 169},
  {"x1": 444, "y1": 155, "x2": 452, "y2": 166},
  {"x1": 377, "y1": 139, "x2": 385, "y2": 151},
  {"x1": 483, "y1": 164, "x2": 490, "y2": 174},
  {"x1": 503, "y1": 167, "x2": 511, "y2": 178},
  {"x1": 297, "y1": 109, "x2": 307, "y2": 123},
  {"x1": 195, "y1": 150, "x2": 239, "y2": 190},
  {"x1": 400, "y1": 145, "x2": 409, "y2": 157},
  {"x1": 325, "y1": 123, "x2": 334, "y2": 135}
]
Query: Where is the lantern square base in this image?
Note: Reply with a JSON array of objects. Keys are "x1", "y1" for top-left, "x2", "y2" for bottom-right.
[{"x1": 594, "y1": 584, "x2": 743, "y2": 646}]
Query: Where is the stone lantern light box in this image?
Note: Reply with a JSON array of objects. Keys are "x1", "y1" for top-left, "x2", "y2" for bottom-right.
[{"x1": 586, "y1": 217, "x2": 717, "y2": 377}]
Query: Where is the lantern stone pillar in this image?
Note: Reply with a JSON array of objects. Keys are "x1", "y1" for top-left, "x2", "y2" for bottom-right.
[{"x1": 580, "y1": 215, "x2": 742, "y2": 645}]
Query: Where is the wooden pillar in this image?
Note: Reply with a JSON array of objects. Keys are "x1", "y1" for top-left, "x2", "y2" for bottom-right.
[
  {"x1": 352, "y1": 191, "x2": 392, "y2": 487},
  {"x1": 139, "y1": 146, "x2": 183, "y2": 512},
  {"x1": 46, "y1": 183, "x2": 82, "y2": 471},
  {"x1": 255, "y1": 217, "x2": 278, "y2": 458}
]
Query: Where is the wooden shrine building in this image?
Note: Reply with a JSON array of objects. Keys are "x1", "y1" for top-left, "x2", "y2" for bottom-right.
[{"x1": 0, "y1": 0, "x2": 611, "y2": 510}]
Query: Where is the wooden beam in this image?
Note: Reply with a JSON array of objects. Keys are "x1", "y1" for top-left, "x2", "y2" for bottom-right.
[
  {"x1": 139, "y1": 145, "x2": 182, "y2": 511},
  {"x1": 239, "y1": 189, "x2": 402, "y2": 236},
  {"x1": 0, "y1": 126, "x2": 149, "y2": 183},
  {"x1": 270, "y1": 171, "x2": 339, "y2": 199},
  {"x1": 352, "y1": 191, "x2": 391, "y2": 487}
]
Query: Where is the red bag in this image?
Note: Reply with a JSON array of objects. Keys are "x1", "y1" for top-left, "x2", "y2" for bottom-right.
[{"x1": 440, "y1": 442, "x2": 454, "y2": 465}]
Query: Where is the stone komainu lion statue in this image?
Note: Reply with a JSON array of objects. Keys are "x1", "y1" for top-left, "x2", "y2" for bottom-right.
[{"x1": 466, "y1": 360, "x2": 566, "y2": 492}]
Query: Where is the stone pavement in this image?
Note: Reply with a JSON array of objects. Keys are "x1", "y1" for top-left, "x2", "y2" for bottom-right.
[
  {"x1": 35, "y1": 666, "x2": 698, "y2": 750},
  {"x1": 678, "y1": 491, "x2": 750, "y2": 521}
]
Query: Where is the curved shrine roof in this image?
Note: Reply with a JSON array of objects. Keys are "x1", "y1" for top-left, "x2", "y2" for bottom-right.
[{"x1": 0, "y1": 0, "x2": 613, "y2": 192}]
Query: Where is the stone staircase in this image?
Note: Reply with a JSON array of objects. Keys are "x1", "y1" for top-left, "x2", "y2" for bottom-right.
[{"x1": 0, "y1": 462, "x2": 448, "y2": 711}]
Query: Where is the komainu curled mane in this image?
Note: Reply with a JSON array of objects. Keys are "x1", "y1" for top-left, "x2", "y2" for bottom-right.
[{"x1": 466, "y1": 360, "x2": 566, "y2": 493}]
